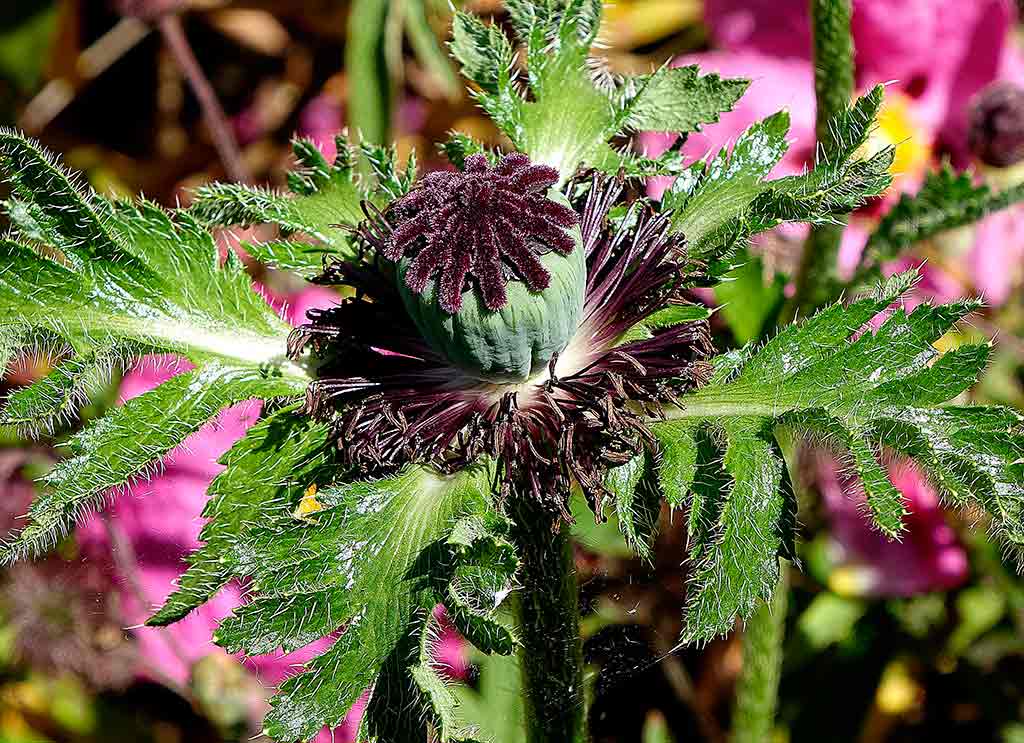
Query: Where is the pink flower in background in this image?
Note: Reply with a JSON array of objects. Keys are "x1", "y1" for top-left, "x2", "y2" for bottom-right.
[
  {"x1": 0, "y1": 450, "x2": 37, "y2": 537},
  {"x1": 297, "y1": 94, "x2": 345, "y2": 161},
  {"x1": 694, "y1": 0, "x2": 1024, "y2": 306},
  {"x1": 817, "y1": 457, "x2": 969, "y2": 597},
  {"x1": 432, "y1": 605, "x2": 471, "y2": 682},
  {"x1": 968, "y1": 209, "x2": 1024, "y2": 305},
  {"x1": 704, "y1": 0, "x2": 1018, "y2": 163},
  {"x1": 704, "y1": 0, "x2": 811, "y2": 60}
]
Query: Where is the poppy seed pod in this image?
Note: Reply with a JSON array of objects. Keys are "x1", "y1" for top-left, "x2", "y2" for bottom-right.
[{"x1": 382, "y1": 153, "x2": 585, "y2": 382}]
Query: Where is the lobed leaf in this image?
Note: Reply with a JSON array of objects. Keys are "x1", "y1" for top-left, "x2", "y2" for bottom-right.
[
  {"x1": 662, "y1": 88, "x2": 893, "y2": 283},
  {"x1": 623, "y1": 65, "x2": 749, "y2": 134},
  {"x1": 649, "y1": 271, "x2": 1023, "y2": 640},
  {"x1": 189, "y1": 135, "x2": 366, "y2": 273},
  {"x1": 2, "y1": 363, "x2": 297, "y2": 562},
  {"x1": 150, "y1": 406, "x2": 500, "y2": 743},
  {"x1": 682, "y1": 420, "x2": 785, "y2": 644},
  {"x1": 0, "y1": 130, "x2": 302, "y2": 380},
  {"x1": 605, "y1": 453, "x2": 662, "y2": 562}
]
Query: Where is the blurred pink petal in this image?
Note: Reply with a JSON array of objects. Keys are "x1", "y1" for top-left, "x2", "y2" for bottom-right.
[
  {"x1": 703, "y1": 0, "x2": 1017, "y2": 160},
  {"x1": 704, "y1": 0, "x2": 811, "y2": 59},
  {"x1": 431, "y1": 605, "x2": 471, "y2": 681},
  {"x1": 968, "y1": 208, "x2": 1024, "y2": 305},
  {"x1": 930, "y1": 0, "x2": 1016, "y2": 165},
  {"x1": 818, "y1": 457, "x2": 968, "y2": 597},
  {"x1": 0, "y1": 451, "x2": 36, "y2": 538},
  {"x1": 298, "y1": 94, "x2": 345, "y2": 161},
  {"x1": 837, "y1": 220, "x2": 870, "y2": 281}
]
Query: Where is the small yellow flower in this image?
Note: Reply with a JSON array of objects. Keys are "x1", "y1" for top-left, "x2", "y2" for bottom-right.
[
  {"x1": 862, "y1": 90, "x2": 932, "y2": 182},
  {"x1": 293, "y1": 483, "x2": 325, "y2": 520}
]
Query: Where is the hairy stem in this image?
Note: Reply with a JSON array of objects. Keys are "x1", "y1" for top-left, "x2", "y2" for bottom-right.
[
  {"x1": 511, "y1": 498, "x2": 587, "y2": 743},
  {"x1": 732, "y1": 567, "x2": 789, "y2": 743},
  {"x1": 158, "y1": 15, "x2": 251, "y2": 184},
  {"x1": 784, "y1": 0, "x2": 855, "y2": 320}
]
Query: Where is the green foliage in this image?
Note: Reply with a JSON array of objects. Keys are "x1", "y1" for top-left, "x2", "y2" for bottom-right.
[
  {"x1": 0, "y1": 130, "x2": 296, "y2": 369},
  {"x1": 189, "y1": 136, "x2": 392, "y2": 276},
  {"x1": 732, "y1": 570, "x2": 788, "y2": 743},
  {"x1": 346, "y1": 0, "x2": 459, "y2": 150},
  {"x1": 149, "y1": 407, "x2": 504, "y2": 741},
  {"x1": 449, "y1": 2, "x2": 747, "y2": 179},
  {"x1": 605, "y1": 453, "x2": 662, "y2": 562},
  {"x1": 2, "y1": 364, "x2": 296, "y2": 562},
  {"x1": 622, "y1": 65, "x2": 749, "y2": 133},
  {"x1": 0, "y1": 2, "x2": 1020, "y2": 741},
  {"x1": 441, "y1": 132, "x2": 499, "y2": 170},
  {"x1": 858, "y1": 166, "x2": 1024, "y2": 280},
  {"x1": 147, "y1": 406, "x2": 335, "y2": 627},
  {"x1": 665, "y1": 87, "x2": 894, "y2": 282},
  {"x1": 451, "y1": 651, "x2": 525, "y2": 743},
  {"x1": 0, "y1": 130, "x2": 309, "y2": 561},
  {"x1": 346, "y1": 0, "x2": 394, "y2": 148},
  {"x1": 646, "y1": 271, "x2": 1024, "y2": 642},
  {"x1": 0, "y1": 347, "x2": 117, "y2": 434},
  {"x1": 714, "y1": 250, "x2": 786, "y2": 344}
]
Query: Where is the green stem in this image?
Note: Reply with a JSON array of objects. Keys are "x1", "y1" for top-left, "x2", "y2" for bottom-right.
[
  {"x1": 784, "y1": 0, "x2": 855, "y2": 321},
  {"x1": 346, "y1": 0, "x2": 394, "y2": 149},
  {"x1": 732, "y1": 567, "x2": 789, "y2": 743},
  {"x1": 511, "y1": 498, "x2": 587, "y2": 743}
]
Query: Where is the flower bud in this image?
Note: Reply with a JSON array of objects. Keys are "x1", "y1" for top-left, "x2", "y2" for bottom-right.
[{"x1": 969, "y1": 82, "x2": 1024, "y2": 168}]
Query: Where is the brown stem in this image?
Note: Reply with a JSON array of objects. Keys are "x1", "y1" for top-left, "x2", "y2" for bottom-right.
[
  {"x1": 101, "y1": 513, "x2": 194, "y2": 673},
  {"x1": 157, "y1": 14, "x2": 251, "y2": 184}
]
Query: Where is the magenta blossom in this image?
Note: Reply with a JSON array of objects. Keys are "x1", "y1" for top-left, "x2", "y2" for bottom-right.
[
  {"x1": 297, "y1": 94, "x2": 345, "y2": 162},
  {"x1": 431, "y1": 605, "x2": 472, "y2": 682},
  {"x1": 687, "y1": 1, "x2": 1024, "y2": 307},
  {"x1": 817, "y1": 456, "x2": 968, "y2": 597},
  {"x1": 704, "y1": 0, "x2": 1018, "y2": 164}
]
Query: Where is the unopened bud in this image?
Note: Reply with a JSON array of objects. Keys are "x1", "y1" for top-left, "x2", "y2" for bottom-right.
[{"x1": 969, "y1": 82, "x2": 1024, "y2": 168}]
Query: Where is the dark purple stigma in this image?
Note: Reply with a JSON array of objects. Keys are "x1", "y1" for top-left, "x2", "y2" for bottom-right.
[{"x1": 381, "y1": 153, "x2": 580, "y2": 314}]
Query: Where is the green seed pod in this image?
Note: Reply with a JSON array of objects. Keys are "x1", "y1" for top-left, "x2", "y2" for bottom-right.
[
  {"x1": 398, "y1": 220, "x2": 585, "y2": 382},
  {"x1": 380, "y1": 154, "x2": 586, "y2": 383}
]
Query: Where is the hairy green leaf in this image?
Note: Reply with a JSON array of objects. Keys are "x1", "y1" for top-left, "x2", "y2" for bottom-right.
[
  {"x1": 0, "y1": 348, "x2": 116, "y2": 434},
  {"x1": 150, "y1": 411, "x2": 498, "y2": 743},
  {"x1": 665, "y1": 111, "x2": 791, "y2": 259},
  {"x1": 2, "y1": 363, "x2": 295, "y2": 562},
  {"x1": 683, "y1": 420, "x2": 785, "y2": 643},
  {"x1": 652, "y1": 271, "x2": 1023, "y2": 640},
  {"x1": 663, "y1": 88, "x2": 893, "y2": 282},
  {"x1": 148, "y1": 406, "x2": 335, "y2": 626},
  {"x1": 189, "y1": 136, "x2": 365, "y2": 273},
  {"x1": 257, "y1": 464, "x2": 494, "y2": 741},
  {"x1": 456, "y1": 2, "x2": 745, "y2": 181},
  {"x1": 605, "y1": 453, "x2": 661, "y2": 562},
  {"x1": 624, "y1": 65, "x2": 749, "y2": 133},
  {"x1": 450, "y1": 12, "x2": 515, "y2": 96},
  {"x1": 0, "y1": 130, "x2": 302, "y2": 380}
]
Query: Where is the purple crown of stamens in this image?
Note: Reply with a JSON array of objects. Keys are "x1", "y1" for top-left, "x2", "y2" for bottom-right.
[{"x1": 382, "y1": 153, "x2": 579, "y2": 314}]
